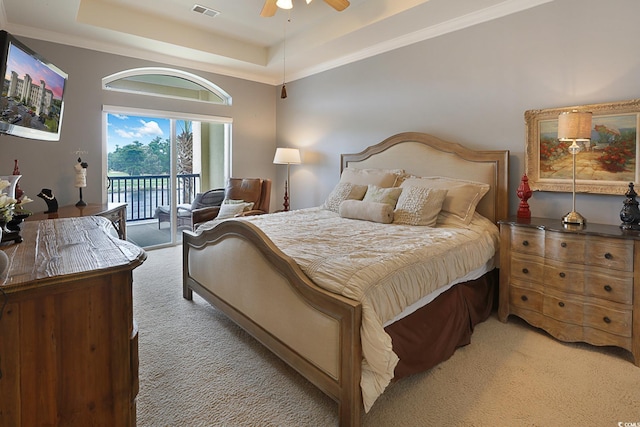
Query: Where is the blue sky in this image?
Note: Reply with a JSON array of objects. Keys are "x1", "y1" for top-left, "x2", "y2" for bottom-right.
[
  {"x1": 6, "y1": 43, "x2": 66, "y2": 99},
  {"x1": 107, "y1": 113, "x2": 170, "y2": 153}
]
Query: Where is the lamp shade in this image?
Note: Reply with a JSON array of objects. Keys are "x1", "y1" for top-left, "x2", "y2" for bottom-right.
[
  {"x1": 273, "y1": 148, "x2": 301, "y2": 164},
  {"x1": 558, "y1": 110, "x2": 592, "y2": 141}
]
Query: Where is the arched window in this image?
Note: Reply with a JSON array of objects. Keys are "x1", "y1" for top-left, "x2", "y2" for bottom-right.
[{"x1": 102, "y1": 67, "x2": 232, "y2": 105}]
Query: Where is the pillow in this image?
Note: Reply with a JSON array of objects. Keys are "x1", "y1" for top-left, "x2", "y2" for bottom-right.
[
  {"x1": 393, "y1": 187, "x2": 448, "y2": 226},
  {"x1": 216, "y1": 203, "x2": 247, "y2": 220},
  {"x1": 339, "y1": 200, "x2": 394, "y2": 224},
  {"x1": 362, "y1": 185, "x2": 402, "y2": 207},
  {"x1": 401, "y1": 177, "x2": 489, "y2": 224},
  {"x1": 223, "y1": 199, "x2": 254, "y2": 211},
  {"x1": 323, "y1": 182, "x2": 368, "y2": 212},
  {"x1": 339, "y1": 167, "x2": 403, "y2": 188}
]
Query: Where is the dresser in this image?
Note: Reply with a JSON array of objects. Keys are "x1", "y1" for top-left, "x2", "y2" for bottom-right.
[
  {"x1": 0, "y1": 216, "x2": 146, "y2": 426},
  {"x1": 498, "y1": 217, "x2": 639, "y2": 366}
]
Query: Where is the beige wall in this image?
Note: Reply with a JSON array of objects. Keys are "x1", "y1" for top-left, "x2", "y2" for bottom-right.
[
  {"x1": 276, "y1": 0, "x2": 640, "y2": 225},
  {"x1": 1, "y1": 40, "x2": 276, "y2": 212}
]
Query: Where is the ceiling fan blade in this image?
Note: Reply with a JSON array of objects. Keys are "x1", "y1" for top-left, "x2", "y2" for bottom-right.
[
  {"x1": 260, "y1": 0, "x2": 278, "y2": 17},
  {"x1": 324, "y1": 0, "x2": 350, "y2": 12}
]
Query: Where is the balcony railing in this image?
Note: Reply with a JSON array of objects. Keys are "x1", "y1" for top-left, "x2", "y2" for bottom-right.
[{"x1": 107, "y1": 173, "x2": 200, "y2": 221}]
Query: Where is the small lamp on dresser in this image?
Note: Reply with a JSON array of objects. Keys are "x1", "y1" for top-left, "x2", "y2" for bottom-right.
[
  {"x1": 557, "y1": 110, "x2": 592, "y2": 227},
  {"x1": 273, "y1": 147, "x2": 301, "y2": 211}
]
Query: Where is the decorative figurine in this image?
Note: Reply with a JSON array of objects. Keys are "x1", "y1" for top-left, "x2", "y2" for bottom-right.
[
  {"x1": 37, "y1": 188, "x2": 59, "y2": 213},
  {"x1": 620, "y1": 182, "x2": 640, "y2": 230},
  {"x1": 12, "y1": 159, "x2": 23, "y2": 200},
  {"x1": 74, "y1": 157, "x2": 88, "y2": 207},
  {"x1": 516, "y1": 174, "x2": 533, "y2": 220}
]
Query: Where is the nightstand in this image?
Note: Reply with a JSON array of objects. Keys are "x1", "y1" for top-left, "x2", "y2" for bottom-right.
[{"x1": 498, "y1": 217, "x2": 640, "y2": 366}]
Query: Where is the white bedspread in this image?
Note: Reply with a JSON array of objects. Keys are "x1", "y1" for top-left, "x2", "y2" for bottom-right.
[{"x1": 198, "y1": 207, "x2": 499, "y2": 411}]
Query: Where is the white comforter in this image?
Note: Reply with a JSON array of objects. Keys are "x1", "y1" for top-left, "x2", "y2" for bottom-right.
[{"x1": 198, "y1": 207, "x2": 500, "y2": 411}]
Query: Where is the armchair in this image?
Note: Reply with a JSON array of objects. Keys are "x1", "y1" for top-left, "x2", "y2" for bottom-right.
[
  {"x1": 154, "y1": 187, "x2": 225, "y2": 230},
  {"x1": 191, "y1": 178, "x2": 271, "y2": 229}
]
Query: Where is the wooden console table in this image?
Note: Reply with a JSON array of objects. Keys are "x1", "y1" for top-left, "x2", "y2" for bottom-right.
[
  {"x1": 28, "y1": 202, "x2": 127, "y2": 240},
  {"x1": 0, "y1": 216, "x2": 146, "y2": 426}
]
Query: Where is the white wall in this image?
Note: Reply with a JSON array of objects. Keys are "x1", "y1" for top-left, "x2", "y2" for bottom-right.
[
  {"x1": 276, "y1": 0, "x2": 640, "y2": 226},
  {"x1": 1, "y1": 40, "x2": 276, "y2": 212}
]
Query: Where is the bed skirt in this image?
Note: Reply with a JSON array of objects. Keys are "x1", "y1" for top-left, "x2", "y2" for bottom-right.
[{"x1": 386, "y1": 269, "x2": 498, "y2": 379}]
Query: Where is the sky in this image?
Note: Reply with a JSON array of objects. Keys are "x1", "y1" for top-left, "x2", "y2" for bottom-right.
[
  {"x1": 107, "y1": 113, "x2": 170, "y2": 153},
  {"x1": 5, "y1": 42, "x2": 66, "y2": 99}
]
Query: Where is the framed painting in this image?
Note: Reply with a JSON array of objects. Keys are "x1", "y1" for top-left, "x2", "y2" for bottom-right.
[{"x1": 525, "y1": 99, "x2": 640, "y2": 195}]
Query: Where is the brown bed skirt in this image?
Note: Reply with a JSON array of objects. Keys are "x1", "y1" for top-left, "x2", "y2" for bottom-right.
[{"x1": 385, "y1": 268, "x2": 498, "y2": 379}]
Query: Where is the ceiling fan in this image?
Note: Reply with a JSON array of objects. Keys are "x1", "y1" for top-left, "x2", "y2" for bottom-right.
[{"x1": 260, "y1": 0, "x2": 350, "y2": 17}]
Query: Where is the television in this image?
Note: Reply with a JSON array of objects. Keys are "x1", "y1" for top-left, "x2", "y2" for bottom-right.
[{"x1": 0, "y1": 30, "x2": 67, "y2": 141}]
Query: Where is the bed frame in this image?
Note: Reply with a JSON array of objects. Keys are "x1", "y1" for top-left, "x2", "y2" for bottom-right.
[{"x1": 182, "y1": 132, "x2": 509, "y2": 426}]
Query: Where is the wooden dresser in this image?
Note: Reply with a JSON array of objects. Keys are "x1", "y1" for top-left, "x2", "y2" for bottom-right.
[
  {"x1": 0, "y1": 216, "x2": 146, "y2": 426},
  {"x1": 499, "y1": 217, "x2": 639, "y2": 366}
]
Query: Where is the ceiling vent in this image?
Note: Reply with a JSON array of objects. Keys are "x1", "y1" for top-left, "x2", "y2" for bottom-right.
[{"x1": 192, "y1": 4, "x2": 220, "y2": 18}]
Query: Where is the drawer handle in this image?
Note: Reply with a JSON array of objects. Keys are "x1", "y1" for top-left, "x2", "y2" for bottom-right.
[
  {"x1": 558, "y1": 301, "x2": 565, "y2": 307},
  {"x1": 561, "y1": 242, "x2": 567, "y2": 248},
  {"x1": 522, "y1": 268, "x2": 529, "y2": 274},
  {"x1": 604, "y1": 252, "x2": 613, "y2": 260},
  {"x1": 603, "y1": 316, "x2": 611, "y2": 324},
  {"x1": 521, "y1": 295, "x2": 528, "y2": 302},
  {"x1": 559, "y1": 272, "x2": 566, "y2": 278},
  {"x1": 522, "y1": 240, "x2": 529, "y2": 246},
  {"x1": 604, "y1": 285, "x2": 613, "y2": 292}
]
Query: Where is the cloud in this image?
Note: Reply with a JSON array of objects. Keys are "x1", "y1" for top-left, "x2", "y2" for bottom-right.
[{"x1": 115, "y1": 119, "x2": 165, "y2": 140}]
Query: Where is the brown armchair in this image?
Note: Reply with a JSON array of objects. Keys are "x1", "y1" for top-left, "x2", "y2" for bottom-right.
[
  {"x1": 154, "y1": 187, "x2": 225, "y2": 230},
  {"x1": 191, "y1": 178, "x2": 272, "y2": 229}
]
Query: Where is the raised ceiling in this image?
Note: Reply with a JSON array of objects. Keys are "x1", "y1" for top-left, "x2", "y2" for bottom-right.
[{"x1": 0, "y1": 0, "x2": 552, "y2": 85}]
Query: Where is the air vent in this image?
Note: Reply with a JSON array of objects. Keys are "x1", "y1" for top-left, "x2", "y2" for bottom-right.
[{"x1": 192, "y1": 4, "x2": 220, "y2": 18}]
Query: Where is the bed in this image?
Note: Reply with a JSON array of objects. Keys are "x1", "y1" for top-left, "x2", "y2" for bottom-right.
[{"x1": 182, "y1": 132, "x2": 509, "y2": 426}]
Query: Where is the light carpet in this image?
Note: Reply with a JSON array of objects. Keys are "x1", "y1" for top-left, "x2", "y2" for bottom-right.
[{"x1": 133, "y1": 245, "x2": 640, "y2": 426}]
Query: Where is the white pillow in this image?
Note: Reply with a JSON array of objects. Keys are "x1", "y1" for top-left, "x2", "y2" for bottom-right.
[
  {"x1": 339, "y1": 200, "x2": 394, "y2": 224},
  {"x1": 400, "y1": 177, "x2": 489, "y2": 224},
  {"x1": 393, "y1": 187, "x2": 448, "y2": 226},
  {"x1": 323, "y1": 182, "x2": 368, "y2": 212},
  {"x1": 362, "y1": 185, "x2": 403, "y2": 207},
  {"x1": 223, "y1": 199, "x2": 255, "y2": 211},
  {"x1": 339, "y1": 167, "x2": 403, "y2": 188},
  {"x1": 216, "y1": 203, "x2": 248, "y2": 220}
]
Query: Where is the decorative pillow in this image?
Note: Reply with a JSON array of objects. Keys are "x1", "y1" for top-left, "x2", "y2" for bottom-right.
[
  {"x1": 393, "y1": 187, "x2": 448, "y2": 226},
  {"x1": 223, "y1": 199, "x2": 254, "y2": 211},
  {"x1": 339, "y1": 167, "x2": 403, "y2": 188},
  {"x1": 216, "y1": 203, "x2": 247, "y2": 220},
  {"x1": 339, "y1": 200, "x2": 394, "y2": 224},
  {"x1": 323, "y1": 182, "x2": 368, "y2": 212},
  {"x1": 401, "y1": 177, "x2": 489, "y2": 224},
  {"x1": 362, "y1": 185, "x2": 402, "y2": 207}
]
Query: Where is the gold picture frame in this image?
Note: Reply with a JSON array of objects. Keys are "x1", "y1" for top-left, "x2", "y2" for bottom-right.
[{"x1": 525, "y1": 99, "x2": 640, "y2": 195}]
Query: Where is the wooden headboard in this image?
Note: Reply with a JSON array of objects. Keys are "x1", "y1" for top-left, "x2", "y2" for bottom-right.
[{"x1": 341, "y1": 132, "x2": 510, "y2": 223}]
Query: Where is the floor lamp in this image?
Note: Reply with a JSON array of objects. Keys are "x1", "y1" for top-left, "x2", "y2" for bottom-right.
[
  {"x1": 273, "y1": 148, "x2": 301, "y2": 211},
  {"x1": 558, "y1": 110, "x2": 592, "y2": 227}
]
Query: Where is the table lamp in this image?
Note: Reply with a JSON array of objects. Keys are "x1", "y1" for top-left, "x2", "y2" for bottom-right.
[
  {"x1": 273, "y1": 147, "x2": 301, "y2": 211},
  {"x1": 558, "y1": 110, "x2": 592, "y2": 226}
]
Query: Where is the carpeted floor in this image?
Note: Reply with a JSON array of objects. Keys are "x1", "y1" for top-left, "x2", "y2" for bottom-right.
[{"x1": 133, "y1": 245, "x2": 640, "y2": 427}]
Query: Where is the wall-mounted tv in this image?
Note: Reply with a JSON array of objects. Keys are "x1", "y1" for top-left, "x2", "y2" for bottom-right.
[{"x1": 0, "y1": 30, "x2": 67, "y2": 141}]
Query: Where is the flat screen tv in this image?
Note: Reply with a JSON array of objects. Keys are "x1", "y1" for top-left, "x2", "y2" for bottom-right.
[{"x1": 0, "y1": 30, "x2": 67, "y2": 141}]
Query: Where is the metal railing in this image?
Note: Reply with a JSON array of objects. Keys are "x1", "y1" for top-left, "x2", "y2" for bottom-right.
[{"x1": 107, "y1": 173, "x2": 200, "y2": 221}]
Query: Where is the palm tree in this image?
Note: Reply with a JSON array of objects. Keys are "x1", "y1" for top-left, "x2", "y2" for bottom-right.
[{"x1": 176, "y1": 120, "x2": 194, "y2": 202}]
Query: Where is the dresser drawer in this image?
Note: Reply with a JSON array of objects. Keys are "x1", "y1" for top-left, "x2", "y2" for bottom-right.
[
  {"x1": 510, "y1": 227, "x2": 544, "y2": 256},
  {"x1": 543, "y1": 259, "x2": 584, "y2": 294},
  {"x1": 585, "y1": 271, "x2": 633, "y2": 305},
  {"x1": 585, "y1": 237, "x2": 633, "y2": 271},
  {"x1": 545, "y1": 233, "x2": 585, "y2": 263},
  {"x1": 510, "y1": 252, "x2": 544, "y2": 283},
  {"x1": 509, "y1": 283, "x2": 544, "y2": 313}
]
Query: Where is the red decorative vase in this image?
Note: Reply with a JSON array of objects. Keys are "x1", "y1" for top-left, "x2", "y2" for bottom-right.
[{"x1": 517, "y1": 174, "x2": 532, "y2": 219}]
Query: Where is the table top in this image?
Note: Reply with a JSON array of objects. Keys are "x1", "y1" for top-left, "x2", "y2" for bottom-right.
[{"x1": 27, "y1": 202, "x2": 127, "y2": 221}]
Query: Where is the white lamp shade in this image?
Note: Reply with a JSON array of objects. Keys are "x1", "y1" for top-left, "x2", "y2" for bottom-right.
[
  {"x1": 558, "y1": 110, "x2": 592, "y2": 141},
  {"x1": 276, "y1": 0, "x2": 293, "y2": 9},
  {"x1": 273, "y1": 148, "x2": 301, "y2": 164}
]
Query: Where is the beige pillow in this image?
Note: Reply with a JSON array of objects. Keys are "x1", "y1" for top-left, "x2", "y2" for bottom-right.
[
  {"x1": 339, "y1": 200, "x2": 394, "y2": 224},
  {"x1": 362, "y1": 185, "x2": 403, "y2": 207},
  {"x1": 401, "y1": 177, "x2": 489, "y2": 224},
  {"x1": 393, "y1": 187, "x2": 448, "y2": 226},
  {"x1": 323, "y1": 182, "x2": 368, "y2": 212},
  {"x1": 223, "y1": 199, "x2": 254, "y2": 211},
  {"x1": 339, "y1": 167, "x2": 403, "y2": 188},
  {"x1": 216, "y1": 203, "x2": 247, "y2": 219}
]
